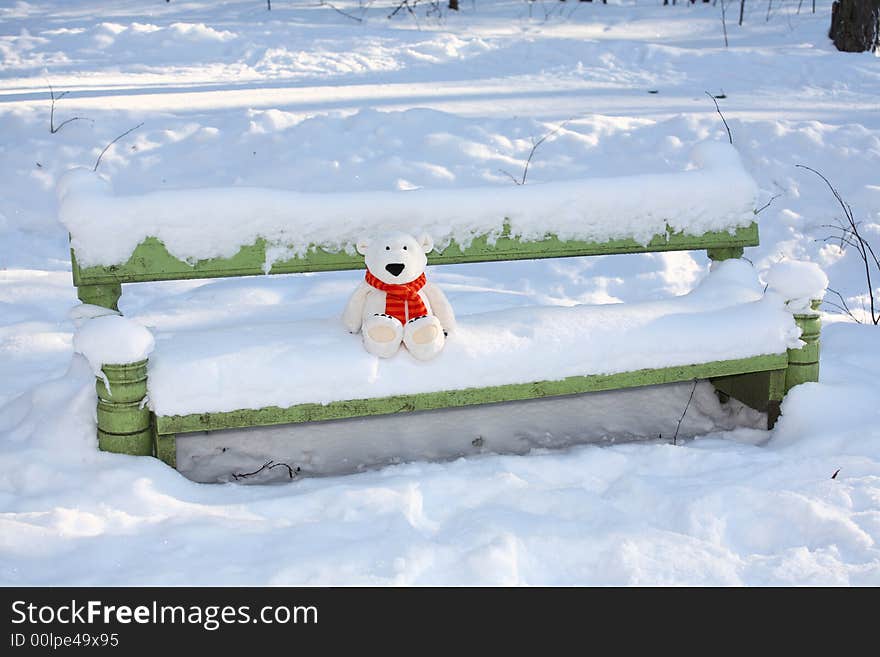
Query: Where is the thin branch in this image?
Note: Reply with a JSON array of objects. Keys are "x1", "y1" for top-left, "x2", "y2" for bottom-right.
[
  {"x1": 233, "y1": 459, "x2": 301, "y2": 480},
  {"x1": 821, "y1": 288, "x2": 859, "y2": 323},
  {"x1": 403, "y1": 0, "x2": 421, "y2": 28},
  {"x1": 798, "y1": 164, "x2": 877, "y2": 324},
  {"x1": 233, "y1": 460, "x2": 273, "y2": 480},
  {"x1": 497, "y1": 169, "x2": 521, "y2": 185},
  {"x1": 863, "y1": 238, "x2": 880, "y2": 275},
  {"x1": 754, "y1": 193, "x2": 782, "y2": 215},
  {"x1": 48, "y1": 83, "x2": 89, "y2": 134},
  {"x1": 817, "y1": 233, "x2": 863, "y2": 252},
  {"x1": 705, "y1": 91, "x2": 732, "y2": 144},
  {"x1": 321, "y1": 0, "x2": 365, "y2": 22},
  {"x1": 672, "y1": 379, "x2": 698, "y2": 446},
  {"x1": 505, "y1": 119, "x2": 571, "y2": 186},
  {"x1": 388, "y1": 0, "x2": 407, "y2": 17},
  {"x1": 720, "y1": 0, "x2": 729, "y2": 48},
  {"x1": 267, "y1": 461, "x2": 300, "y2": 478},
  {"x1": 388, "y1": 0, "x2": 421, "y2": 27},
  {"x1": 93, "y1": 122, "x2": 144, "y2": 172}
]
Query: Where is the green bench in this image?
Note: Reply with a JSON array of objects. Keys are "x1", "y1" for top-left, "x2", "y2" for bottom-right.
[{"x1": 70, "y1": 220, "x2": 821, "y2": 470}]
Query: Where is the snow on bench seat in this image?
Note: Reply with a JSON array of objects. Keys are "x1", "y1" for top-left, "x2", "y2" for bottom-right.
[
  {"x1": 146, "y1": 260, "x2": 800, "y2": 418},
  {"x1": 59, "y1": 142, "x2": 758, "y2": 269}
]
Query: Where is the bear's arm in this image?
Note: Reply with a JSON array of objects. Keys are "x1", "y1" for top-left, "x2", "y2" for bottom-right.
[
  {"x1": 342, "y1": 281, "x2": 371, "y2": 333},
  {"x1": 423, "y1": 282, "x2": 456, "y2": 333}
]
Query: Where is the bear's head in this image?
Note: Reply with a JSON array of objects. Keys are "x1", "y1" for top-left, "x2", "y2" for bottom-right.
[{"x1": 357, "y1": 232, "x2": 434, "y2": 285}]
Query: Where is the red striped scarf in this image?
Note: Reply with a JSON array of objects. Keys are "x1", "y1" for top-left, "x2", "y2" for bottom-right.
[{"x1": 365, "y1": 270, "x2": 428, "y2": 325}]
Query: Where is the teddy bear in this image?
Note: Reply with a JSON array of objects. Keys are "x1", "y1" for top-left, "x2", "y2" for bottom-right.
[{"x1": 342, "y1": 231, "x2": 456, "y2": 360}]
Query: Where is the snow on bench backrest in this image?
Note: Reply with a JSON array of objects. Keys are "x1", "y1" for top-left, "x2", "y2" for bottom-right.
[{"x1": 60, "y1": 141, "x2": 758, "y2": 275}]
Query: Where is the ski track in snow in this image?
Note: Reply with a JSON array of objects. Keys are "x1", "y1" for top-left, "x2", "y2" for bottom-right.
[{"x1": 0, "y1": 1, "x2": 879, "y2": 585}]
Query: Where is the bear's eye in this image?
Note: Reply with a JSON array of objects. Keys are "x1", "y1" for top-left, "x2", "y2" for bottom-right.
[
  {"x1": 385, "y1": 246, "x2": 390, "y2": 250},
  {"x1": 403, "y1": 246, "x2": 407, "y2": 250}
]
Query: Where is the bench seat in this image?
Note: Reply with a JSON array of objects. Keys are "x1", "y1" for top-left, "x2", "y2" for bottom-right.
[{"x1": 147, "y1": 260, "x2": 800, "y2": 433}]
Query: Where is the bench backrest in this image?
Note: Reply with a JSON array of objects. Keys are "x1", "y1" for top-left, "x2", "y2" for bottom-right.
[
  {"x1": 63, "y1": 141, "x2": 760, "y2": 309},
  {"x1": 71, "y1": 223, "x2": 757, "y2": 309}
]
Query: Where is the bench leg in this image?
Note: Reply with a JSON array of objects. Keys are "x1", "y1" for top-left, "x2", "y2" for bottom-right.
[
  {"x1": 785, "y1": 309, "x2": 821, "y2": 394},
  {"x1": 154, "y1": 430, "x2": 177, "y2": 469},
  {"x1": 78, "y1": 283, "x2": 122, "y2": 312},
  {"x1": 706, "y1": 246, "x2": 744, "y2": 262},
  {"x1": 767, "y1": 369, "x2": 785, "y2": 429},
  {"x1": 711, "y1": 368, "x2": 787, "y2": 430},
  {"x1": 95, "y1": 359, "x2": 152, "y2": 456}
]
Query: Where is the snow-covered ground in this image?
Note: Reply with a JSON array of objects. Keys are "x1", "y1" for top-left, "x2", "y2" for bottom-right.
[{"x1": 1, "y1": 1, "x2": 879, "y2": 584}]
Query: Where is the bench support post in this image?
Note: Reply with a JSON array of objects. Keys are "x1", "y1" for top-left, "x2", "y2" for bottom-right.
[
  {"x1": 706, "y1": 246, "x2": 744, "y2": 262},
  {"x1": 785, "y1": 302, "x2": 821, "y2": 393},
  {"x1": 78, "y1": 283, "x2": 122, "y2": 312},
  {"x1": 96, "y1": 360, "x2": 153, "y2": 456},
  {"x1": 711, "y1": 368, "x2": 787, "y2": 429},
  {"x1": 154, "y1": 430, "x2": 177, "y2": 468}
]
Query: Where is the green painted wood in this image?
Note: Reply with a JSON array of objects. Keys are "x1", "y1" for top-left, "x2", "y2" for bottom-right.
[
  {"x1": 73, "y1": 247, "x2": 123, "y2": 309},
  {"x1": 711, "y1": 370, "x2": 775, "y2": 412},
  {"x1": 766, "y1": 368, "x2": 786, "y2": 428},
  {"x1": 706, "y1": 246, "x2": 745, "y2": 261},
  {"x1": 767, "y1": 400, "x2": 782, "y2": 429},
  {"x1": 77, "y1": 283, "x2": 122, "y2": 311},
  {"x1": 95, "y1": 359, "x2": 152, "y2": 456},
  {"x1": 96, "y1": 361, "x2": 148, "y2": 403},
  {"x1": 154, "y1": 433, "x2": 177, "y2": 468},
  {"x1": 785, "y1": 311, "x2": 821, "y2": 393},
  {"x1": 710, "y1": 366, "x2": 788, "y2": 430},
  {"x1": 97, "y1": 399, "x2": 150, "y2": 434},
  {"x1": 72, "y1": 223, "x2": 760, "y2": 286},
  {"x1": 768, "y1": 368, "x2": 786, "y2": 402},
  {"x1": 156, "y1": 353, "x2": 788, "y2": 435},
  {"x1": 98, "y1": 428, "x2": 153, "y2": 456}
]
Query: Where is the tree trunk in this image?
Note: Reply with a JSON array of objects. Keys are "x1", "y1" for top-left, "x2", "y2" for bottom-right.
[{"x1": 830, "y1": 0, "x2": 880, "y2": 52}]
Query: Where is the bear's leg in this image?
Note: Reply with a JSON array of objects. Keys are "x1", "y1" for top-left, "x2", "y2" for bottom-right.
[
  {"x1": 362, "y1": 314, "x2": 403, "y2": 358},
  {"x1": 403, "y1": 315, "x2": 445, "y2": 361}
]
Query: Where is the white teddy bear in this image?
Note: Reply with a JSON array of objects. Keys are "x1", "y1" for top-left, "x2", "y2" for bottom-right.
[{"x1": 342, "y1": 231, "x2": 456, "y2": 360}]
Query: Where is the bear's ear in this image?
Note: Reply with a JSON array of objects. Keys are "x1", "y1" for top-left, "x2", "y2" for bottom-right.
[
  {"x1": 418, "y1": 234, "x2": 434, "y2": 254},
  {"x1": 356, "y1": 238, "x2": 370, "y2": 256}
]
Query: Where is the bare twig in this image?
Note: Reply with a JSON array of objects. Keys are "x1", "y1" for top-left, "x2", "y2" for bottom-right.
[
  {"x1": 388, "y1": 0, "x2": 422, "y2": 27},
  {"x1": 321, "y1": 0, "x2": 366, "y2": 22},
  {"x1": 502, "y1": 119, "x2": 571, "y2": 186},
  {"x1": 93, "y1": 122, "x2": 144, "y2": 172},
  {"x1": 672, "y1": 379, "x2": 699, "y2": 446},
  {"x1": 720, "y1": 0, "x2": 729, "y2": 47},
  {"x1": 233, "y1": 460, "x2": 301, "y2": 480},
  {"x1": 267, "y1": 461, "x2": 300, "y2": 478},
  {"x1": 797, "y1": 164, "x2": 878, "y2": 324},
  {"x1": 754, "y1": 192, "x2": 782, "y2": 215},
  {"x1": 233, "y1": 460, "x2": 272, "y2": 480},
  {"x1": 497, "y1": 169, "x2": 521, "y2": 185},
  {"x1": 822, "y1": 288, "x2": 859, "y2": 322},
  {"x1": 705, "y1": 91, "x2": 732, "y2": 144},
  {"x1": 48, "y1": 83, "x2": 89, "y2": 134}
]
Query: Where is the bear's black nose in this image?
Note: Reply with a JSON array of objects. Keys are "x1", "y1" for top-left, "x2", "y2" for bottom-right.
[{"x1": 385, "y1": 263, "x2": 405, "y2": 277}]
